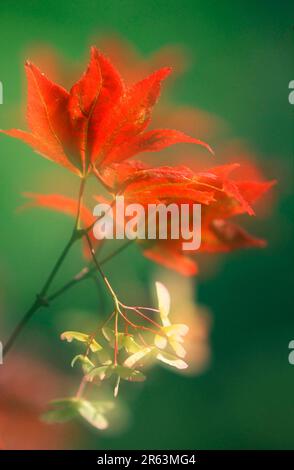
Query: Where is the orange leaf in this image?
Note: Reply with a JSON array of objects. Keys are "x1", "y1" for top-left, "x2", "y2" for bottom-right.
[
  {"x1": 201, "y1": 219, "x2": 266, "y2": 252},
  {"x1": 24, "y1": 62, "x2": 79, "y2": 172},
  {"x1": 102, "y1": 128, "x2": 212, "y2": 164},
  {"x1": 0, "y1": 129, "x2": 78, "y2": 174},
  {"x1": 96, "y1": 67, "x2": 172, "y2": 167},
  {"x1": 144, "y1": 244, "x2": 198, "y2": 276}
]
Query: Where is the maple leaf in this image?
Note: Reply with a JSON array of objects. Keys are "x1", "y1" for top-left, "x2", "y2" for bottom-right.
[
  {"x1": 111, "y1": 161, "x2": 275, "y2": 275},
  {"x1": 21, "y1": 160, "x2": 275, "y2": 276},
  {"x1": 1, "y1": 47, "x2": 211, "y2": 177},
  {"x1": 100, "y1": 162, "x2": 215, "y2": 205},
  {"x1": 200, "y1": 219, "x2": 267, "y2": 253}
]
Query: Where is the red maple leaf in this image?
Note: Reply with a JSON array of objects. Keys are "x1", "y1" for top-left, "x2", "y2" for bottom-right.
[
  {"x1": 22, "y1": 161, "x2": 275, "y2": 276},
  {"x1": 1, "y1": 47, "x2": 211, "y2": 177},
  {"x1": 107, "y1": 161, "x2": 276, "y2": 275}
]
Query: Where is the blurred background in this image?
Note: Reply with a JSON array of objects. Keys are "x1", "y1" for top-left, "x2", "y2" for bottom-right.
[{"x1": 0, "y1": 0, "x2": 293, "y2": 450}]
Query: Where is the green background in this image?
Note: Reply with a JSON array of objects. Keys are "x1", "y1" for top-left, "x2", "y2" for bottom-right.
[{"x1": 0, "y1": 0, "x2": 293, "y2": 449}]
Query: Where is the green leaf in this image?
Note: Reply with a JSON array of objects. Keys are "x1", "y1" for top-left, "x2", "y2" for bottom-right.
[
  {"x1": 154, "y1": 323, "x2": 188, "y2": 358},
  {"x1": 86, "y1": 365, "x2": 113, "y2": 382},
  {"x1": 124, "y1": 347, "x2": 154, "y2": 368},
  {"x1": 42, "y1": 398, "x2": 115, "y2": 431},
  {"x1": 96, "y1": 348, "x2": 112, "y2": 365},
  {"x1": 87, "y1": 363, "x2": 146, "y2": 384},
  {"x1": 156, "y1": 351, "x2": 188, "y2": 370},
  {"x1": 71, "y1": 354, "x2": 95, "y2": 373},
  {"x1": 90, "y1": 401, "x2": 115, "y2": 413},
  {"x1": 102, "y1": 327, "x2": 125, "y2": 350},
  {"x1": 102, "y1": 328, "x2": 141, "y2": 354},
  {"x1": 164, "y1": 324, "x2": 189, "y2": 337},
  {"x1": 42, "y1": 398, "x2": 81, "y2": 423},
  {"x1": 114, "y1": 375, "x2": 120, "y2": 398},
  {"x1": 61, "y1": 331, "x2": 102, "y2": 352},
  {"x1": 155, "y1": 282, "x2": 171, "y2": 326},
  {"x1": 114, "y1": 365, "x2": 146, "y2": 382},
  {"x1": 122, "y1": 335, "x2": 142, "y2": 354},
  {"x1": 154, "y1": 334, "x2": 168, "y2": 349},
  {"x1": 77, "y1": 400, "x2": 111, "y2": 430},
  {"x1": 169, "y1": 339, "x2": 186, "y2": 359}
]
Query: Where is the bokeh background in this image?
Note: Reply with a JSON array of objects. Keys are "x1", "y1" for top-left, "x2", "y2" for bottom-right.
[{"x1": 0, "y1": 0, "x2": 293, "y2": 450}]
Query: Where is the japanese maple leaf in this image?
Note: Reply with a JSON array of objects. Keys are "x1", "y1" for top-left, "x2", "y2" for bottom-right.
[
  {"x1": 22, "y1": 161, "x2": 275, "y2": 275},
  {"x1": 98, "y1": 161, "x2": 215, "y2": 205},
  {"x1": 141, "y1": 221, "x2": 266, "y2": 276},
  {"x1": 103, "y1": 161, "x2": 275, "y2": 275},
  {"x1": 1, "y1": 47, "x2": 211, "y2": 177},
  {"x1": 99, "y1": 161, "x2": 274, "y2": 212}
]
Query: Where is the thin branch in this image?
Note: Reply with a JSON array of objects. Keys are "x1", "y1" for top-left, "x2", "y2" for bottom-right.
[
  {"x1": 74, "y1": 176, "x2": 86, "y2": 229},
  {"x1": 114, "y1": 308, "x2": 119, "y2": 366},
  {"x1": 121, "y1": 303, "x2": 162, "y2": 330},
  {"x1": 84, "y1": 233, "x2": 120, "y2": 310},
  {"x1": 118, "y1": 310, "x2": 160, "y2": 336},
  {"x1": 3, "y1": 231, "x2": 79, "y2": 357},
  {"x1": 48, "y1": 241, "x2": 134, "y2": 302},
  {"x1": 3, "y1": 178, "x2": 87, "y2": 357},
  {"x1": 3, "y1": 192, "x2": 133, "y2": 357},
  {"x1": 75, "y1": 375, "x2": 88, "y2": 399}
]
